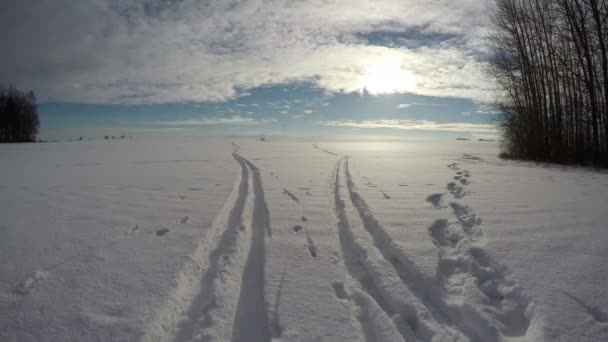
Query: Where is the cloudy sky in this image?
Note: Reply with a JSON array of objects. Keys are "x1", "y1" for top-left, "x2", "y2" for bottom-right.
[{"x1": 0, "y1": 0, "x2": 499, "y2": 139}]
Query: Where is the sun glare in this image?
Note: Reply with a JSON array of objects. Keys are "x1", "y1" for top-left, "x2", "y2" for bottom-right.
[{"x1": 360, "y1": 59, "x2": 415, "y2": 95}]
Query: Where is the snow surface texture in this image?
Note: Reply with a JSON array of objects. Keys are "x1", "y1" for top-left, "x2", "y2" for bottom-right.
[{"x1": 1, "y1": 137, "x2": 608, "y2": 342}]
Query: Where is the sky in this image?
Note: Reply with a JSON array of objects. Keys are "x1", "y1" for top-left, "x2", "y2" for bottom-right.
[{"x1": 0, "y1": 0, "x2": 500, "y2": 140}]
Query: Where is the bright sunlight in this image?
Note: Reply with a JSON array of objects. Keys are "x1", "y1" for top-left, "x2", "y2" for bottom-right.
[{"x1": 360, "y1": 58, "x2": 416, "y2": 94}]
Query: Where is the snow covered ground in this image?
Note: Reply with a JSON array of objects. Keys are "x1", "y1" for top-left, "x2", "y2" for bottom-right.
[{"x1": 1, "y1": 136, "x2": 607, "y2": 342}]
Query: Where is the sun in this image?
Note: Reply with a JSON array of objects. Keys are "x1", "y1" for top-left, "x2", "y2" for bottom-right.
[{"x1": 360, "y1": 58, "x2": 415, "y2": 95}]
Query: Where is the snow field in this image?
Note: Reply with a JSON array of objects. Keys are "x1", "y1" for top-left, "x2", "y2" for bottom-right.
[{"x1": 1, "y1": 137, "x2": 607, "y2": 341}]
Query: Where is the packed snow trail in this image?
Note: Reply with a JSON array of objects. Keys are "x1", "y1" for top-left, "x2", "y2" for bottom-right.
[
  {"x1": 333, "y1": 157, "x2": 467, "y2": 342},
  {"x1": 172, "y1": 151, "x2": 254, "y2": 342},
  {"x1": 319, "y1": 146, "x2": 535, "y2": 342},
  {"x1": 331, "y1": 157, "x2": 406, "y2": 342},
  {"x1": 140, "y1": 148, "x2": 250, "y2": 342},
  {"x1": 142, "y1": 148, "x2": 271, "y2": 342},
  {"x1": 230, "y1": 154, "x2": 271, "y2": 342}
]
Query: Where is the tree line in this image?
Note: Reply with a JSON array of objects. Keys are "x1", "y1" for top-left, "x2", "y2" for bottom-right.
[
  {"x1": 0, "y1": 86, "x2": 39, "y2": 143},
  {"x1": 489, "y1": 0, "x2": 608, "y2": 165}
]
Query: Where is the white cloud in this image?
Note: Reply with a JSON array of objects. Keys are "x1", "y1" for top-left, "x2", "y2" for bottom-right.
[
  {"x1": 0, "y1": 0, "x2": 491, "y2": 104},
  {"x1": 321, "y1": 119, "x2": 497, "y2": 135},
  {"x1": 462, "y1": 109, "x2": 500, "y2": 116},
  {"x1": 156, "y1": 115, "x2": 260, "y2": 126}
]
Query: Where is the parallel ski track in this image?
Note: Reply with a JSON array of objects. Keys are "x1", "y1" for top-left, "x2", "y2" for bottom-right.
[
  {"x1": 144, "y1": 146, "x2": 271, "y2": 342},
  {"x1": 230, "y1": 153, "x2": 271, "y2": 342},
  {"x1": 325, "y1": 148, "x2": 532, "y2": 342},
  {"x1": 331, "y1": 153, "x2": 532, "y2": 342}
]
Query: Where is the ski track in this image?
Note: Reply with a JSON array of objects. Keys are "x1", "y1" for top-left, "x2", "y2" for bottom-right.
[
  {"x1": 341, "y1": 158, "x2": 469, "y2": 342},
  {"x1": 143, "y1": 147, "x2": 271, "y2": 342},
  {"x1": 230, "y1": 154, "x2": 271, "y2": 342},
  {"x1": 331, "y1": 157, "x2": 406, "y2": 342},
  {"x1": 313, "y1": 143, "x2": 341, "y2": 156},
  {"x1": 323, "y1": 148, "x2": 534, "y2": 342},
  {"x1": 146, "y1": 148, "x2": 532, "y2": 342}
]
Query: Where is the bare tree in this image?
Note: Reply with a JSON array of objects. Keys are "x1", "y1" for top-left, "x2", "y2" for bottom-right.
[
  {"x1": 489, "y1": 0, "x2": 608, "y2": 165},
  {"x1": 0, "y1": 86, "x2": 39, "y2": 143}
]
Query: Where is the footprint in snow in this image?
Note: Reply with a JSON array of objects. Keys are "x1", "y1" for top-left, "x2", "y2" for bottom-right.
[
  {"x1": 156, "y1": 228, "x2": 170, "y2": 236},
  {"x1": 329, "y1": 251, "x2": 342, "y2": 264},
  {"x1": 447, "y1": 182, "x2": 466, "y2": 198},
  {"x1": 283, "y1": 189, "x2": 300, "y2": 203},
  {"x1": 125, "y1": 225, "x2": 139, "y2": 236},
  {"x1": 292, "y1": 225, "x2": 303, "y2": 233},
  {"x1": 177, "y1": 216, "x2": 189, "y2": 224},
  {"x1": 428, "y1": 219, "x2": 463, "y2": 248},
  {"x1": 305, "y1": 231, "x2": 318, "y2": 257},
  {"x1": 426, "y1": 193, "x2": 444, "y2": 208},
  {"x1": 331, "y1": 282, "x2": 349, "y2": 300},
  {"x1": 14, "y1": 270, "x2": 49, "y2": 296},
  {"x1": 449, "y1": 202, "x2": 482, "y2": 231},
  {"x1": 382, "y1": 192, "x2": 391, "y2": 199}
]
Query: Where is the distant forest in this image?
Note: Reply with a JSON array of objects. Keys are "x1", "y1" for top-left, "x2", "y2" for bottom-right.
[
  {"x1": 0, "y1": 86, "x2": 39, "y2": 143},
  {"x1": 490, "y1": 0, "x2": 608, "y2": 165}
]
